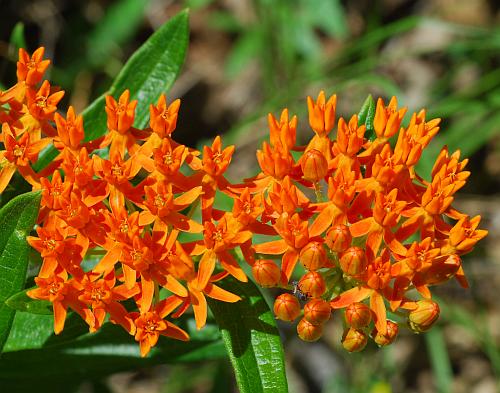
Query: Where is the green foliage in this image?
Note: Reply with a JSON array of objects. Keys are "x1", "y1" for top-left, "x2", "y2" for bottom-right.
[
  {"x1": 0, "y1": 318, "x2": 226, "y2": 392},
  {"x1": 358, "y1": 94, "x2": 376, "y2": 140},
  {"x1": 9, "y1": 22, "x2": 27, "y2": 54},
  {"x1": 5, "y1": 287, "x2": 52, "y2": 315},
  {"x1": 0, "y1": 191, "x2": 41, "y2": 352},
  {"x1": 208, "y1": 278, "x2": 288, "y2": 393},
  {"x1": 425, "y1": 327, "x2": 453, "y2": 393}
]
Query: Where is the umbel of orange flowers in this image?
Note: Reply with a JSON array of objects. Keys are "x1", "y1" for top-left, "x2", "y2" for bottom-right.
[{"x1": 0, "y1": 47, "x2": 487, "y2": 356}]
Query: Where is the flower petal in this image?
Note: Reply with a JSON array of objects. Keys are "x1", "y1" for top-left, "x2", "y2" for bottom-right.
[
  {"x1": 370, "y1": 291, "x2": 387, "y2": 335},
  {"x1": 204, "y1": 283, "x2": 240, "y2": 303},
  {"x1": 253, "y1": 239, "x2": 288, "y2": 255},
  {"x1": 330, "y1": 286, "x2": 371, "y2": 309}
]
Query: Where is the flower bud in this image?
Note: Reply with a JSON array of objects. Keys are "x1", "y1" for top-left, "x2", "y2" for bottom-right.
[
  {"x1": 297, "y1": 318, "x2": 323, "y2": 342},
  {"x1": 298, "y1": 272, "x2": 326, "y2": 298},
  {"x1": 372, "y1": 320, "x2": 399, "y2": 346},
  {"x1": 301, "y1": 149, "x2": 328, "y2": 182},
  {"x1": 408, "y1": 299, "x2": 440, "y2": 332},
  {"x1": 339, "y1": 247, "x2": 367, "y2": 276},
  {"x1": 345, "y1": 302, "x2": 372, "y2": 328},
  {"x1": 300, "y1": 241, "x2": 327, "y2": 271},
  {"x1": 252, "y1": 259, "x2": 281, "y2": 288},
  {"x1": 326, "y1": 224, "x2": 352, "y2": 253},
  {"x1": 342, "y1": 327, "x2": 368, "y2": 352},
  {"x1": 304, "y1": 299, "x2": 331, "y2": 325},
  {"x1": 274, "y1": 293, "x2": 301, "y2": 322}
]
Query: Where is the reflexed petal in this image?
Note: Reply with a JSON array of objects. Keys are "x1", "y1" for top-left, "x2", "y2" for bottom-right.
[
  {"x1": 254, "y1": 239, "x2": 288, "y2": 255},
  {"x1": 349, "y1": 218, "x2": 373, "y2": 237},
  {"x1": 190, "y1": 290, "x2": 208, "y2": 330},
  {"x1": 174, "y1": 186, "x2": 202, "y2": 206},
  {"x1": 281, "y1": 249, "x2": 299, "y2": 281},
  {"x1": 196, "y1": 250, "x2": 216, "y2": 290},
  {"x1": 139, "y1": 277, "x2": 155, "y2": 313},
  {"x1": 219, "y1": 251, "x2": 247, "y2": 282},
  {"x1": 164, "y1": 321, "x2": 190, "y2": 341},
  {"x1": 94, "y1": 245, "x2": 121, "y2": 273},
  {"x1": 139, "y1": 338, "x2": 152, "y2": 357},
  {"x1": 53, "y1": 301, "x2": 67, "y2": 335},
  {"x1": 205, "y1": 283, "x2": 240, "y2": 302},
  {"x1": 330, "y1": 286, "x2": 371, "y2": 309},
  {"x1": 370, "y1": 291, "x2": 387, "y2": 335},
  {"x1": 157, "y1": 295, "x2": 184, "y2": 318},
  {"x1": 164, "y1": 276, "x2": 188, "y2": 298},
  {"x1": 107, "y1": 301, "x2": 134, "y2": 334},
  {"x1": 309, "y1": 204, "x2": 334, "y2": 237}
]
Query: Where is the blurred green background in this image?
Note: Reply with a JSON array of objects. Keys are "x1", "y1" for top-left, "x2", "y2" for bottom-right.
[{"x1": 1, "y1": 0, "x2": 499, "y2": 392}]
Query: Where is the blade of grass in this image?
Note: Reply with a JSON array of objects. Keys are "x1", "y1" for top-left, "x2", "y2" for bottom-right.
[{"x1": 425, "y1": 327, "x2": 453, "y2": 393}]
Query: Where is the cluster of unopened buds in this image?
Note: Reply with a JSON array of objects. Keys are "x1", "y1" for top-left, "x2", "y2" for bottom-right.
[{"x1": 0, "y1": 48, "x2": 487, "y2": 356}]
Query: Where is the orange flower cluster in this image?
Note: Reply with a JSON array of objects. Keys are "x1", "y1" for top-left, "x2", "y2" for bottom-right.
[
  {"x1": 246, "y1": 92, "x2": 487, "y2": 350},
  {"x1": 1, "y1": 48, "x2": 244, "y2": 356},
  {"x1": 0, "y1": 48, "x2": 487, "y2": 356}
]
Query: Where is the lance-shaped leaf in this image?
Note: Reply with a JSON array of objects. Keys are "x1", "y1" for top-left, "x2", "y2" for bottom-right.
[
  {"x1": 5, "y1": 288, "x2": 52, "y2": 315},
  {"x1": 0, "y1": 191, "x2": 41, "y2": 352},
  {"x1": 35, "y1": 9, "x2": 189, "y2": 170},
  {"x1": 358, "y1": 94, "x2": 376, "y2": 141},
  {"x1": 208, "y1": 278, "x2": 289, "y2": 393}
]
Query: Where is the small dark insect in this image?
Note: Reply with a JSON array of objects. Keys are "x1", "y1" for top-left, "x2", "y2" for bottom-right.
[{"x1": 291, "y1": 280, "x2": 308, "y2": 301}]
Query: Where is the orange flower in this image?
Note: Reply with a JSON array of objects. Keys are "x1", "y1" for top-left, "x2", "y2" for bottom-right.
[
  {"x1": 54, "y1": 106, "x2": 84, "y2": 152},
  {"x1": 27, "y1": 270, "x2": 94, "y2": 334},
  {"x1": 149, "y1": 94, "x2": 180, "y2": 138},
  {"x1": 268, "y1": 109, "x2": 297, "y2": 150},
  {"x1": 256, "y1": 141, "x2": 294, "y2": 181},
  {"x1": 151, "y1": 138, "x2": 189, "y2": 179},
  {"x1": 77, "y1": 271, "x2": 139, "y2": 333},
  {"x1": 373, "y1": 96, "x2": 407, "y2": 139},
  {"x1": 159, "y1": 232, "x2": 241, "y2": 330},
  {"x1": 40, "y1": 170, "x2": 72, "y2": 210},
  {"x1": 349, "y1": 189, "x2": 406, "y2": 254},
  {"x1": 101, "y1": 90, "x2": 148, "y2": 156},
  {"x1": 93, "y1": 150, "x2": 144, "y2": 211},
  {"x1": 60, "y1": 147, "x2": 95, "y2": 187},
  {"x1": 132, "y1": 298, "x2": 189, "y2": 357},
  {"x1": 105, "y1": 90, "x2": 137, "y2": 134},
  {"x1": 188, "y1": 214, "x2": 252, "y2": 283},
  {"x1": 26, "y1": 81, "x2": 65, "y2": 120},
  {"x1": 17, "y1": 47, "x2": 50, "y2": 85},
  {"x1": 186, "y1": 258, "x2": 241, "y2": 330},
  {"x1": 331, "y1": 115, "x2": 365, "y2": 173},
  {"x1": 139, "y1": 182, "x2": 203, "y2": 233},
  {"x1": 442, "y1": 215, "x2": 488, "y2": 255},
  {"x1": 199, "y1": 136, "x2": 235, "y2": 221},
  {"x1": 0, "y1": 123, "x2": 48, "y2": 191},
  {"x1": 307, "y1": 90, "x2": 336, "y2": 137},
  {"x1": 254, "y1": 212, "x2": 328, "y2": 280}
]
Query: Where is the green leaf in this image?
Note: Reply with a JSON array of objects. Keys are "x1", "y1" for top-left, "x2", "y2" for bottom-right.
[
  {"x1": 5, "y1": 288, "x2": 52, "y2": 315},
  {"x1": 358, "y1": 94, "x2": 376, "y2": 140},
  {"x1": 425, "y1": 327, "x2": 453, "y2": 393},
  {"x1": 208, "y1": 278, "x2": 288, "y2": 393},
  {"x1": 0, "y1": 191, "x2": 41, "y2": 352},
  {"x1": 35, "y1": 9, "x2": 190, "y2": 170},
  {"x1": 9, "y1": 22, "x2": 27, "y2": 54},
  {"x1": 0, "y1": 319, "x2": 225, "y2": 389}
]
